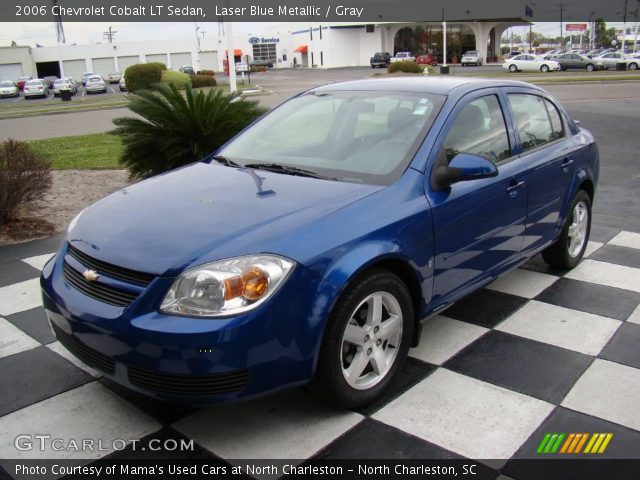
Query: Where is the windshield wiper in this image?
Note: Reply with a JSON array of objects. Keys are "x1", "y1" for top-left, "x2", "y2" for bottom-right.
[
  {"x1": 210, "y1": 155, "x2": 241, "y2": 168},
  {"x1": 244, "y1": 163, "x2": 331, "y2": 180}
]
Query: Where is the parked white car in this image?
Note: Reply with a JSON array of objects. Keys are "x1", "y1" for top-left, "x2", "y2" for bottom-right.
[
  {"x1": 53, "y1": 78, "x2": 77, "y2": 96},
  {"x1": 23, "y1": 79, "x2": 48, "y2": 98},
  {"x1": 461, "y1": 51, "x2": 482, "y2": 66},
  {"x1": 390, "y1": 52, "x2": 416, "y2": 63},
  {"x1": 503, "y1": 54, "x2": 560, "y2": 73},
  {"x1": 119, "y1": 76, "x2": 127, "y2": 91},
  {"x1": 0, "y1": 80, "x2": 19, "y2": 97}
]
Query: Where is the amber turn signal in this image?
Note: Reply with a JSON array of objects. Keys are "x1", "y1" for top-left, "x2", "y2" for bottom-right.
[{"x1": 223, "y1": 267, "x2": 270, "y2": 302}]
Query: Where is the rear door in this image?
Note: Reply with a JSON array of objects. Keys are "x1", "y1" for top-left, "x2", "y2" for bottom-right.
[
  {"x1": 503, "y1": 88, "x2": 576, "y2": 255},
  {"x1": 426, "y1": 89, "x2": 528, "y2": 305}
]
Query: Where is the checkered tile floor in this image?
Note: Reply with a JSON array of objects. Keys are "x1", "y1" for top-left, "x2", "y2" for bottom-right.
[{"x1": 1, "y1": 226, "x2": 640, "y2": 479}]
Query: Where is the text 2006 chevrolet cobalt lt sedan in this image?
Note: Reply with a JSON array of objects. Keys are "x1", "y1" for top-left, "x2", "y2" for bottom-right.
[{"x1": 41, "y1": 77, "x2": 598, "y2": 408}]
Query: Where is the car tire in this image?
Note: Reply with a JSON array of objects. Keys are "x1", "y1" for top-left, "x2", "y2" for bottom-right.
[
  {"x1": 629, "y1": 62, "x2": 638, "y2": 70},
  {"x1": 509, "y1": 64, "x2": 518, "y2": 72},
  {"x1": 540, "y1": 64, "x2": 550, "y2": 72},
  {"x1": 311, "y1": 268, "x2": 414, "y2": 408},
  {"x1": 586, "y1": 64, "x2": 595, "y2": 72},
  {"x1": 542, "y1": 190, "x2": 592, "y2": 270}
]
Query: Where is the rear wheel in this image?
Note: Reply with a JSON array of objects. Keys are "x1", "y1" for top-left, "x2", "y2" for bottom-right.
[
  {"x1": 542, "y1": 190, "x2": 592, "y2": 269},
  {"x1": 312, "y1": 269, "x2": 413, "y2": 408},
  {"x1": 540, "y1": 64, "x2": 550, "y2": 72},
  {"x1": 586, "y1": 63, "x2": 595, "y2": 72},
  {"x1": 629, "y1": 62, "x2": 638, "y2": 70},
  {"x1": 509, "y1": 64, "x2": 518, "y2": 72}
]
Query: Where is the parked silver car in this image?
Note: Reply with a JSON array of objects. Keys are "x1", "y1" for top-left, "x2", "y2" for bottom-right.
[
  {"x1": 23, "y1": 79, "x2": 48, "y2": 99},
  {"x1": 0, "y1": 80, "x2": 19, "y2": 97},
  {"x1": 85, "y1": 75, "x2": 107, "y2": 94},
  {"x1": 53, "y1": 78, "x2": 78, "y2": 96},
  {"x1": 461, "y1": 50, "x2": 482, "y2": 66}
]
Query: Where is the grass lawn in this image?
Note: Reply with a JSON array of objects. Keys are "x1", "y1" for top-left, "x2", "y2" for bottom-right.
[{"x1": 28, "y1": 133, "x2": 122, "y2": 170}]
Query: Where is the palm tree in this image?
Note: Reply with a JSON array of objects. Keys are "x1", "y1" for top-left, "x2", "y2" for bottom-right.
[{"x1": 112, "y1": 83, "x2": 266, "y2": 178}]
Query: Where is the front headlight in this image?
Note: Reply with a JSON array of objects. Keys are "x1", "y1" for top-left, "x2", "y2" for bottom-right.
[{"x1": 160, "y1": 255, "x2": 295, "y2": 318}]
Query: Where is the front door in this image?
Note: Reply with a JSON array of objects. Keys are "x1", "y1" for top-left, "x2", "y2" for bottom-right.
[{"x1": 426, "y1": 90, "x2": 528, "y2": 306}]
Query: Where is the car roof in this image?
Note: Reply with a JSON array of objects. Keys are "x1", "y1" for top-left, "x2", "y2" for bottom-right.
[{"x1": 311, "y1": 77, "x2": 543, "y2": 96}]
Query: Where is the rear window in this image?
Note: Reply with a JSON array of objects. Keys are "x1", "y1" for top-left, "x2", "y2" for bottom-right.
[
  {"x1": 26, "y1": 80, "x2": 42, "y2": 86},
  {"x1": 0, "y1": 81, "x2": 14, "y2": 87},
  {"x1": 88, "y1": 76, "x2": 102, "y2": 82}
]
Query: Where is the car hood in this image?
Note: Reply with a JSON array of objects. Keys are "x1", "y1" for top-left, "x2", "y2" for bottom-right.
[{"x1": 69, "y1": 162, "x2": 382, "y2": 276}]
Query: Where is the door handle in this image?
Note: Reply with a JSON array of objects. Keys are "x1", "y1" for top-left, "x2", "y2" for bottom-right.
[
  {"x1": 506, "y1": 180, "x2": 526, "y2": 198},
  {"x1": 561, "y1": 158, "x2": 574, "y2": 173}
]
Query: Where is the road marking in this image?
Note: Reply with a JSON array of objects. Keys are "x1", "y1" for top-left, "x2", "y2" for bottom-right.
[
  {"x1": 13, "y1": 95, "x2": 23, "y2": 103},
  {"x1": 110, "y1": 87, "x2": 115, "y2": 94}
]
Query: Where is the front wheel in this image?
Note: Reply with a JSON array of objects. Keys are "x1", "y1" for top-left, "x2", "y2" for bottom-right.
[
  {"x1": 311, "y1": 269, "x2": 413, "y2": 408},
  {"x1": 542, "y1": 190, "x2": 592, "y2": 269},
  {"x1": 586, "y1": 64, "x2": 595, "y2": 72},
  {"x1": 629, "y1": 62, "x2": 638, "y2": 71},
  {"x1": 509, "y1": 64, "x2": 517, "y2": 72},
  {"x1": 540, "y1": 64, "x2": 550, "y2": 72}
]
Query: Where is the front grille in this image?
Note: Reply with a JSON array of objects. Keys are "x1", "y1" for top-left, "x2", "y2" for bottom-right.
[
  {"x1": 51, "y1": 322, "x2": 116, "y2": 375},
  {"x1": 67, "y1": 244, "x2": 154, "y2": 286},
  {"x1": 63, "y1": 261, "x2": 138, "y2": 307},
  {"x1": 128, "y1": 365, "x2": 250, "y2": 396}
]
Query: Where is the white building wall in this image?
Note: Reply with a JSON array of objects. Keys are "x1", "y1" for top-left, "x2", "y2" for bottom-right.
[{"x1": 0, "y1": 46, "x2": 35, "y2": 78}]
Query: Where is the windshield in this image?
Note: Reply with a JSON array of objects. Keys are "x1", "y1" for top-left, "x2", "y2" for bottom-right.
[
  {"x1": 465, "y1": 51, "x2": 478, "y2": 55},
  {"x1": 218, "y1": 90, "x2": 444, "y2": 185},
  {"x1": 0, "y1": 81, "x2": 14, "y2": 87}
]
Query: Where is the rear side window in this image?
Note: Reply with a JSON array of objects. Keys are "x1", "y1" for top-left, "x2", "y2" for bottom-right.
[
  {"x1": 544, "y1": 99, "x2": 564, "y2": 141},
  {"x1": 443, "y1": 95, "x2": 511, "y2": 163},
  {"x1": 508, "y1": 94, "x2": 559, "y2": 152}
]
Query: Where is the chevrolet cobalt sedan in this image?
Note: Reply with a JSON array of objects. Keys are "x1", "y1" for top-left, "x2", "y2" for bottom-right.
[{"x1": 41, "y1": 78, "x2": 598, "y2": 408}]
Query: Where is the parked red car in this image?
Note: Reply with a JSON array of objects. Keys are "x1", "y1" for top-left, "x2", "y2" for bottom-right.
[
  {"x1": 416, "y1": 54, "x2": 438, "y2": 66},
  {"x1": 15, "y1": 76, "x2": 32, "y2": 90}
]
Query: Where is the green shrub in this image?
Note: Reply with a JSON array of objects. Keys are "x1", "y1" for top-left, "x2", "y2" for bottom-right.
[
  {"x1": 124, "y1": 63, "x2": 166, "y2": 92},
  {"x1": 0, "y1": 139, "x2": 51, "y2": 225},
  {"x1": 190, "y1": 74, "x2": 217, "y2": 88},
  {"x1": 161, "y1": 70, "x2": 192, "y2": 90},
  {"x1": 387, "y1": 61, "x2": 425, "y2": 74},
  {"x1": 250, "y1": 65, "x2": 267, "y2": 73},
  {"x1": 112, "y1": 84, "x2": 267, "y2": 179},
  {"x1": 197, "y1": 70, "x2": 215, "y2": 76}
]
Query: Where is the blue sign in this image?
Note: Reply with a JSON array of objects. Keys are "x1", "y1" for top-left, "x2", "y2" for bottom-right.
[{"x1": 249, "y1": 37, "x2": 260, "y2": 44}]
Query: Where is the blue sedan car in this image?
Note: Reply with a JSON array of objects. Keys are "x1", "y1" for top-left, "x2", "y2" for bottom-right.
[{"x1": 41, "y1": 77, "x2": 598, "y2": 408}]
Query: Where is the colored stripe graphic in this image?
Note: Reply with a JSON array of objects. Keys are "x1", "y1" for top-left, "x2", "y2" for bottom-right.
[{"x1": 539, "y1": 433, "x2": 613, "y2": 454}]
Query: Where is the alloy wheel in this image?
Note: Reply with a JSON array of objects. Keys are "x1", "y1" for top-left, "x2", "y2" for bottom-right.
[{"x1": 567, "y1": 200, "x2": 589, "y2": 257}]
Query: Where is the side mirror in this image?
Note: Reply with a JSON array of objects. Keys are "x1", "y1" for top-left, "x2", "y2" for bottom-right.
[{"x1": 433, "y1": 153, "x2": 498, "y2": 188}]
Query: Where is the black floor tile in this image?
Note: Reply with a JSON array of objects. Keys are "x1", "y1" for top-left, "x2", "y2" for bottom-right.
[
  {"x1": 443, "y1": 289, "x2": 528, "y2": 329},
  {"x1": 103, "y1": 427, "x2": 218, "y2": 460},
  {"x1": 0, "y1": 346, "x2": 92, "y2": 416},
  {"x1": 0, "y1": 235, "x2": 63, "y2": 262},
  {"x1": 507, "y1": 406, "x2": 640, "y2": 463},
  {"x1": 599, "y1": 323, "x2": 640, "y2": 369},
  {"x1": 0, "y1": 260, "x2": 40, "y2": 288},
  {"x1": 590, "y1": 244, "x2": 640, "y2": 269},
  {"x1": 589, "y1": 225, "x2": 620, "y2": 244},
  {"x1": 99, "y1": 377, "x2": 197, "y2": 425},
  {"x1": 5, "y1": 307, "x2": 55, "y2": 344},
  {"x1": 520, "y1": 255, "x2": 568, "y2": 276},
  {"x1": 354, "y1": 357, "x2": 436, "y2": 416},
  {"x1": 535, "y1": 278, "x2": 640, "y2": 321},
  {"x1": 444, "y1": 331, "x2": 593, "y2": 405}
]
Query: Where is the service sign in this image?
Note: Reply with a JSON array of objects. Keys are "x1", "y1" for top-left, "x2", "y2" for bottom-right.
[{"x1": 565, "y1": 23, "x2": 587, "y2": 32}]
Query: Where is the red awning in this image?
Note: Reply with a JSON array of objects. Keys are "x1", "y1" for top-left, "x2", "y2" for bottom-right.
[
  {"x1": 225, "y1": 49, "x2": 243, "y2": 57},
  {"x1": 294, "y1": 44, "x2": 308, "y2": 54}
]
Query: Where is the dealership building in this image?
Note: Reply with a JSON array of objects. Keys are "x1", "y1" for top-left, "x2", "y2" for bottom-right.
[{"x1": 0, "y1": 18, "x2": 529, "y2": 81}]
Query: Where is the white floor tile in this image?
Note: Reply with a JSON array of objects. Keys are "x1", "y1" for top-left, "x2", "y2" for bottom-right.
[
  {"x1": 22, "y1": 253, "x2": 55, "y2": 271},
  {"x1": 486, "y1": 269, "x2": 558, "y2": 299},
  {"x1": 628, "y1": 304, "x2": 640, "y2": 325},
  {"x1": 496, "y1": 301, "x2": 621, "y2": 356},
  {"x1": 0, "y1": 278, "x2": 43, "y2": 316},
  {"x1": 565, "y1": 259, "x2": 640, "y2": 293},
  {"x1": 47, "y1": 341, "x2": 102, "y2": 378},
  {"x1": 562, "y1": 359, "x2": 640, "y2": 432},
  {"x1": 0, "y1": 318, "x2": 40, "y2": 359},
  {"x1": 410, "y1": 315, "x2": 488, "y2": 365},
  {"x1": 609, "y1": 231, "x2": 640, "y2": 250},
  {"x1": 373, "y1": 369, "x2": 553, "y2": 459},
  {"x1": 584, "y1": 241, "x2": 604, "y2": 258},
  {"x1": 0, "y1": 382, "x2": 160, "y2": 459},
  {"x1": 173, "y1": 389, "x2": 362, "y2": 462}
]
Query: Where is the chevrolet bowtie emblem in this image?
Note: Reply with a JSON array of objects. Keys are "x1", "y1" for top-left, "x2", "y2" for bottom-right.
[{"x1": 83, "y1": 269, "x2": 100, "y2": 282}]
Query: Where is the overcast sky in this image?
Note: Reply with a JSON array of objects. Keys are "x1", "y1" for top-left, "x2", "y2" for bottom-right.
[{"x1": 0, "y1": 21, "x2": 630, "y2": 47}]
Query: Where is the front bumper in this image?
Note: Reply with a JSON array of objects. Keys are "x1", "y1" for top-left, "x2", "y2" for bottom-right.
[{"x1": 40, "y1": 244, "x2": 338, "y2": 405}]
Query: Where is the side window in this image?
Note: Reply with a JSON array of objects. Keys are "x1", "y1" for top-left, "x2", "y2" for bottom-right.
[
  {"x1": 544, "y1": 99, "x2": 564, "y2": 141},
  {"x1": 443, "y1": 95, "x2": 511, "y2": 163},
  {"x1": 507, "y1": 94, "x2": 555, "y2": 152}
]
